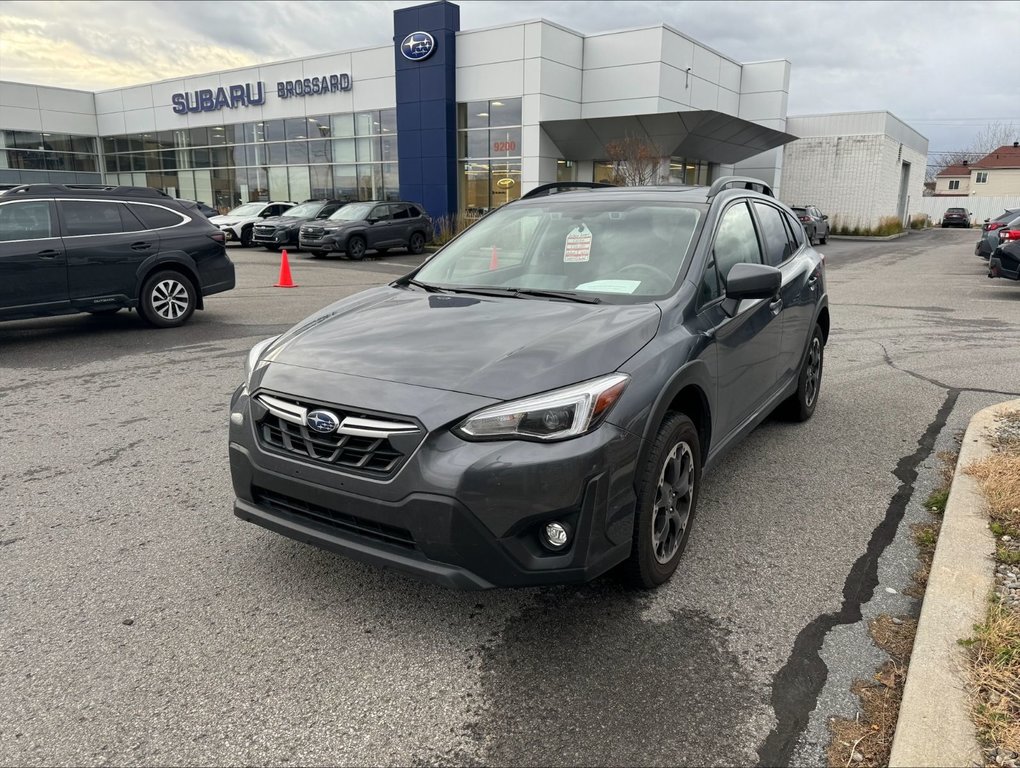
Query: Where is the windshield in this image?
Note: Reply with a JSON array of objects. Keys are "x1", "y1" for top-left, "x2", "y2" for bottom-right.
[
  {"x1": 329, "y1": 202, "x2": 373, "y2": 222},
  {"x1": 414, "y1": 200, "x2": 703, "y2": 299},
  {"x1": 281, "y1": 202, "x2": 324, "y2": 218},
  {"x1": 227, "y1": 203, "x2": 264, "y2": 217}
]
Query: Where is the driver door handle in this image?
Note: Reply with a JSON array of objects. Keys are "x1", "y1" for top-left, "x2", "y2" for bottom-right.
[{"x1": 37, "y1": 249, "x2": 60, "y2": 259}]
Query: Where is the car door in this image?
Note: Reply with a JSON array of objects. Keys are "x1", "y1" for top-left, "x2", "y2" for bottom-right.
[
  {"x1": 696, "y1": 200, "x2": 784, "y2": 440},
  {"x1": 810, "y1": 206, "x2": 828, "y2": 237},
  {"x1": 59, "y1": 199, "x2": 157, "y2": 306},
  {"x1": 365, "y1": 204, "x2": 395, "y2": 248},
  {"x1": 752, "y1": 201, "x2": 818, "y2": 387},
  {"x1": 388, "y1": 203, "x2": 414, "y2": 246},
  {"x1": 0, "y1": 198, "x2": 68, "y2": 316}
]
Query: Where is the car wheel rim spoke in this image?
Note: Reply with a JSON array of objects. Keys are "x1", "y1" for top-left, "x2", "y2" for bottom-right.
[
  {"x1": 652, "y1": 441, "x2": 693, "y2": 564},
  {"x1": 805, "y1": 338, "x2": 821, "y2": 406}
]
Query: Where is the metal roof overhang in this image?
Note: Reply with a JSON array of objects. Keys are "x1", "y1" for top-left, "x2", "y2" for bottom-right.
[{"x1": 541, "y1": 110, "x2": 798, "y2": 164}]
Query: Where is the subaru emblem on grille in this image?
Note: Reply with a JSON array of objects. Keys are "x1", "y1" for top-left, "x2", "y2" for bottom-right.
[{"x1": 306, "y1": 409, "x2": 340, "y2": 434}]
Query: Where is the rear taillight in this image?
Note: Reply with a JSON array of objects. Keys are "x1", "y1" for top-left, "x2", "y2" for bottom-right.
[
  {"x1": 988, "y1": 222, "x2": 1007, "y2": 231},
  {"x1": 798, "y1": 216, "x2": 811, "y2": 223},
  {"x1": 208, "y1": 231, "x2": 226, "y2": 244},
  {"x1": 1000, "y1": 229, "x2": 1020, "y2": 242}
]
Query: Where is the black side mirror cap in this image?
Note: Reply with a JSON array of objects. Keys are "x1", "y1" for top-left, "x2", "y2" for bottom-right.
[
  {"x1": 723, "y1": 263, "x2": 782, "y2": 316},
  {"x1": 822, "y1": 214, "x2": 829, "y2": 220}
]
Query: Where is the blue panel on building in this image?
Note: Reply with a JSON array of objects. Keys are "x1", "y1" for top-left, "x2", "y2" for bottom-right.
[{"x1": 394, "y1": 1, "x2": 460, "y2": 227}]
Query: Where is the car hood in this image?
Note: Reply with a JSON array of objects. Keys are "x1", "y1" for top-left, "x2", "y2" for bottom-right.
[
  {"x1": 209, "y1": 215, "x2": 242, "y2": 226},
  {"x1": 313, "y1": 220, "x2": 359, "y2": 231},
  {"x1": 263, "y1": 286, "x2": 661, "y2": 400}
]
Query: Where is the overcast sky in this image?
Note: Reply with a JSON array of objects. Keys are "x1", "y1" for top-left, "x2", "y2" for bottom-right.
[{"x1": 2, "y1": 0, "x2": 1018, "y2": 155}]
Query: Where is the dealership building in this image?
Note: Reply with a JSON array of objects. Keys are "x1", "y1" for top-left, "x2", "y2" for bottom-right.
[{"x1": 0, "y1": 0, "x2": 926, "y2": 227}]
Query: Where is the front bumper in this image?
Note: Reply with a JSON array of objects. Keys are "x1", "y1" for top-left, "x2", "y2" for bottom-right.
[
  {"x1": 253, "y1": 229, "x2": 298, "y2": 245},
  {"x1": 228, "y1": 384, "x2": 641, "y2": 589}
]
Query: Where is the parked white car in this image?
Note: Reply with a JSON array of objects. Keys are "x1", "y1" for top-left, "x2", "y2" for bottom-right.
[{"x1": 210, "y1": 201, "x2": 294, "y2": 247}]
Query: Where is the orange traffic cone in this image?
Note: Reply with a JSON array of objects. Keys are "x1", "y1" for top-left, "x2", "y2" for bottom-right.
[
  {"x1": 274, "y1": 249, "x2": 297, "y2": 288},
  {"x1": 489, "y1": 245, "x2": 499, "y2": 270}
]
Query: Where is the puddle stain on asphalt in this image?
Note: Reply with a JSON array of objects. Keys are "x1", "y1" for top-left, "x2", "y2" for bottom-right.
[{"x1": 441, "y1": 582, "x2": 761, "y2": 767}]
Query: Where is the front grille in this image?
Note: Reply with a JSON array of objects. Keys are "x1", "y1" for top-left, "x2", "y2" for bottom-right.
[
  {"x1": 254, "y1": 226, "x2": 276, "y2": 236},
  {"x1": 252, "y1": 486, "x2": 415, "y2": 549},
  {"x1": 253, "y1": 392, "x2": 420, "y2": 476},
  {"x1": 302, "y1": 226, "x2": 325, "y2": 238}
]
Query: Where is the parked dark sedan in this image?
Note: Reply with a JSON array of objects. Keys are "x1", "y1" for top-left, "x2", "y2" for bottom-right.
[
  {"x1": 230, "y1": 178, "x2": 829, "y2": 589},
  {"x1": 989, "y1": 239, "x2": 1020, "y2": 282},
  {"x1": 252, "y1": 199, "x2": 347, "y2": 250},
  {"x1": 976, "y1": 209, "x2": 1020, "y2": 259},
  {"x1": 941, "y1": 207, "x2": 971, "y2": 228}
]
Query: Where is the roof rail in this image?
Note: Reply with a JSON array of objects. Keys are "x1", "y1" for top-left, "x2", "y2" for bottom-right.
[
  {"x1": 707, "y1": 176, "x2": 775, "y2": 198},
  {"x1": 3, "y1": 184, "x2": 172, "y2": 199},
  {"x1": 521, "y1": 181, "x2": 617, "y2": 200}
]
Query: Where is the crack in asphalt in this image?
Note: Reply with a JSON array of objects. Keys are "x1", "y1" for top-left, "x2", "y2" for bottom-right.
[
  {"x1": 878, "y1": 342, "x2": 1020, "y2": 397},
  {"x1": 756, "y1": 387, "x2": 959, "y2": 767}
]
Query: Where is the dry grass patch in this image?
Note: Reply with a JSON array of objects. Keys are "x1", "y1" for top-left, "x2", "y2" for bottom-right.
[
  {"x1": 827, "y1": 617, "x2": 918, "y2": 767},
  {"x1": 965, "y1": 452, "x2": 1020, "y2": 539},
  {"x1": 904, "y1": 521, "x2": 941, "y2": 599},
  {"x1": 965, "y1": 601, "x2": 1020, "y2": 758}
]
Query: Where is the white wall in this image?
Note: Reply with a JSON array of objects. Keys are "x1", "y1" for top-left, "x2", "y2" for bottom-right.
[
  {"x1": 0, "y1": 81, "x2": 98, "y2": 135},
  {"x1": 733, "y1": 60, "x2": 791, "y2": 191}
]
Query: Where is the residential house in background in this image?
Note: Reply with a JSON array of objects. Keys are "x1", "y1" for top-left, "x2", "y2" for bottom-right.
[{"x1": 935, "y1": 143, "x2": 1020, "y2": 197}]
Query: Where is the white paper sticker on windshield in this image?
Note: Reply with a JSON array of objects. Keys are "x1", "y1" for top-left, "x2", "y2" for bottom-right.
[
  {"x1": 574, "y1": 279, "x2": 642, "y2": 294},
  {"x1": 564, "y1": 224, "x2": 593, "y2": 263}
]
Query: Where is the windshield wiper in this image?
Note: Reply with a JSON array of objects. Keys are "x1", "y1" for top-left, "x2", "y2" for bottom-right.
[
  {"x1": 400, "y1": 278, "x2": 447, "y2": 293},
  {"x1": 510, "y1": 288, "x2": 601, "y2": 304}
]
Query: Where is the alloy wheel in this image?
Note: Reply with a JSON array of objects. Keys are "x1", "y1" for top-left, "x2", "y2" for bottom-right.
[
  {"x1": 151, "y1": 279, "x2": 190, "y2": 321},
  {"x1": 804, "y1": 336, "x2": 822, "y2": 408},
  {"x1": 651, "y1": 440, "x2": 694, "y2": 564}
]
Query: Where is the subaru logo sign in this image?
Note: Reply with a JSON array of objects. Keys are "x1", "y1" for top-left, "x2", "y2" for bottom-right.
[
  {"x1": 306, "y1": 410, "x2": 341, "y2": 434},
  {"x1": 401, "y1": 31, "x2": 435, "y2": 61}
]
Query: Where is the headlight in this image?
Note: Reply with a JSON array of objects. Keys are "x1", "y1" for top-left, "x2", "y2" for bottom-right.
[
  {"x1": 455, "y1": 373, "x2": 630, "y2": 442},
  {"x1": 244, "y1": 336, "x2": 279, "y2": 388}
]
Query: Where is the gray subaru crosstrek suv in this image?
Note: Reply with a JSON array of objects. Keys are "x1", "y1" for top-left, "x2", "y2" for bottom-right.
[{"x1": 229, "y1": 178, "x2": 829, "y2": 589}]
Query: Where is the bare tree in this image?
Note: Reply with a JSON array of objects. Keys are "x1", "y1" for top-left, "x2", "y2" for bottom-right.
[
  {"x1": 603, "y1": 135, "x2": 663, "y2": 186},
  {"x1": 926, "y1": 120, "x2": 1019, "y2": 186}
]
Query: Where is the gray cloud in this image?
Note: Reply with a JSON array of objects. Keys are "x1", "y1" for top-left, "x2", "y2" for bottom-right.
[{"x1": 1, "y1": 0, "x2": 1018, "y2": 153}]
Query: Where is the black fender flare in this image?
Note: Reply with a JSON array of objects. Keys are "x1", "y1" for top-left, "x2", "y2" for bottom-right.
[
  {"x1": 134, "y1": 252, "x2": 203, "y2": 309},
  {"x1": 635, "y1": 357, "x2": 715, "y2": 476}
]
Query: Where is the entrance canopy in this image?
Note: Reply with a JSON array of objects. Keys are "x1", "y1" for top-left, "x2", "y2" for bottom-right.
[{"x1": 541, "y1": 110, "x2": 797, "y2": 164}]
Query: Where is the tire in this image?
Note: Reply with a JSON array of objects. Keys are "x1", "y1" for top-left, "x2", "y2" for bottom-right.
[
  {"x1": 780, "y1": 324, "x2": 824, "y2": 422},
  {"x1": 819, "y1": 231, "x2": 828, "y2": 245},
  {"x1": 346, "y1": 235, "x2": 367, "y2": 260},
  {"x1": 240, "y1": 226, "x2": 253, "y2": 247},
  {"x1": 622, "y1": 412, "x2": 701, "y2": 589},
  {"x1": 408, "y1": 231, "x2": 426, "y2": 255},
  {"x1": 139, "y1": 270, "x2": 196, "y2": 328}
]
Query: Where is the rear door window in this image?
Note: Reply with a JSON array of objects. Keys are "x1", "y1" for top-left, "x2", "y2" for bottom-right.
[
  {"x1": 0, "y1": 200, "x2": 55, "y2": 241},
  {"x1": 391, "y1": 204, "x2": 410, "y2": 219},
  {"x1": 754, "y1": 202, "x2": 794, "y2": 267},
  {"x1": 60, "y1": 200, "x2": 133, "y2": 236}
]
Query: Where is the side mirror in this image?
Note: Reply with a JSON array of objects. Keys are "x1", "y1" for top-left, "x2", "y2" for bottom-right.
[
  {"x1": 822, "y1": 214, "x2": 829, "y2": 220},
  {"x1": 366, "y1": 217, "x2": 378, "y2": 224},
  {"x1": 722, "y1": 263, "x2": 782, "y2": 316}
]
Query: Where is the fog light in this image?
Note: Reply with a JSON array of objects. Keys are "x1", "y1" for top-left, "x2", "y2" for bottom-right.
[
  {"x1": 542, "y1": 521, "x2": 570, "y2": 551},
  {"x1": 230, "y1": 412, "x2": 244, "y2": 426}
]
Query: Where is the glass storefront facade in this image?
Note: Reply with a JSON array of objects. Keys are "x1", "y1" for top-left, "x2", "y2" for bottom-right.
[
  {"x1": 100, "y1": 109, "x2": 399, "y2": 213},
  {"x1": 457, "y1": 98, "x2": 522, "y2": 220},
  {"x1": 0, "y1": 130, "x2": 102, "y2": 184}
]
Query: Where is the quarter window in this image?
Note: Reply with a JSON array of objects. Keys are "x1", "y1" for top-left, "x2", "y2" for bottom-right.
[
  {"x1": 784, "y1": 211, "x2": 805, "y2": 249},
  {"x1": 60, "y1": 201, "x2": 131, "y2": 236},
  {"x1": 129, "y1": 204, "x2": 185, "y2": 230},
  {"x1": 754, "y1": 202, "x2": 794, "y2": 267},
  {"x1": 0, "y1": 201, "x2": 54, "y2": 241}
]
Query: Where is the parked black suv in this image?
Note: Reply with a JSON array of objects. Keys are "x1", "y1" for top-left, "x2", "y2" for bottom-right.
[
  {"x1": 252, "y1": 199, "x2": 348, "y2": 250},
  {"x1": 0, "y1": 184, "x2": 235, "y2": 327},
  {"x1": 299, "y1": 200, "x2": 432, "y2": 259},
  {"x1": 791, "y1": 205, "x2": 829, "y2": 244},
  {"x1": 231, "y1": 178, "x2": 829, "y2": 589}
]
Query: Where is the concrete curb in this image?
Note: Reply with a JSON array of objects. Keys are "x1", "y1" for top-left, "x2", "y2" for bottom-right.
[
  {"x1": 888, "y1": 399, "x2": 1020, "y2": 767},
  {"x1": 829, "y1": 231, "x2": 910, "y2": 241}
]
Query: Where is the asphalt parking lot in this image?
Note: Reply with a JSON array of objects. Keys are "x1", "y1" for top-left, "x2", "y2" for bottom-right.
[{"x1": 2, "y1": 230, "x2": 1019, "y2": 766}]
